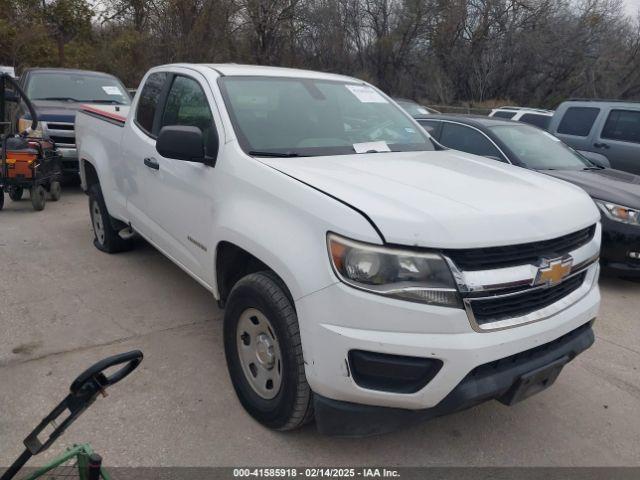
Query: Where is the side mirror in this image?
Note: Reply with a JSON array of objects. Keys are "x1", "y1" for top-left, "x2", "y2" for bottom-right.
[
  {"x1": 577, "y1": 149, "x2": 611, "y2": 168},
  {"x1": 156, "y1": 125, "x2": 216, "y2": 166}
]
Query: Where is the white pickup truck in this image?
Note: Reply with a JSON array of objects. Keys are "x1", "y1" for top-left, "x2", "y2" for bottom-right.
[{"x1": 76, "y1": 64, "x2": 601, "y2": 436}]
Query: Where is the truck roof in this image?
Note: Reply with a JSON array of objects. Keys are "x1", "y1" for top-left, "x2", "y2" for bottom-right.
[
  {"x1": 23, "y1": 67, "x2": 118, "y2": 78},
  {"x1": 161, "y1": 63, "x2": 362, "y2": 83}
]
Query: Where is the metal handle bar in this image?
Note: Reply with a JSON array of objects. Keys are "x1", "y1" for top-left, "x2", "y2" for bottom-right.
[{"x1": 0, "y1": 351, "x2": 143, "y2": 480}]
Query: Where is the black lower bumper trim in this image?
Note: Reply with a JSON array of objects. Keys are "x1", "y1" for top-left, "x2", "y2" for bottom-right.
[{"x1": 314, "y1": 322, "x2": 595, "y2": 437}]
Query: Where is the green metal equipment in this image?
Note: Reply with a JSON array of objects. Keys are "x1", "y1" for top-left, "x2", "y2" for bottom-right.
[{"x1": 0, "y1": 351, "x2": 143, "y2": 480}]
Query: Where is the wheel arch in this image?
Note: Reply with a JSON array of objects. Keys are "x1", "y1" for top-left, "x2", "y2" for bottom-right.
[{"x1": 215, "y1": 241, "x2": 294, "y2": 307}]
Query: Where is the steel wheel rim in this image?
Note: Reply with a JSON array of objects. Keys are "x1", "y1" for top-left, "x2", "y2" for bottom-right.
[
  {"x1": 236, "y1": 308, "x2": 283, "y2": 400},
  {"x1": 91, "y1": 200, "x2": 106, "y2": 245}
]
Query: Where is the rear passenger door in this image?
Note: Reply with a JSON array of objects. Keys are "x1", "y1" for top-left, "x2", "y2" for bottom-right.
[
  {"x1": 593, "y1": 108, "x2": 640, "y2": 175},
  {"x1": 121, "y1": 70, "x2": 169, "y2": 239}
]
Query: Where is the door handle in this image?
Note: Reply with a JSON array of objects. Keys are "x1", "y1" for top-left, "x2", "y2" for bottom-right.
[
  {"x1": 144, "y1": 157, "x2": 159, "y2": 170},
  {"x1": 594, "y1": 142, "x2": 610, "y2": 149}
]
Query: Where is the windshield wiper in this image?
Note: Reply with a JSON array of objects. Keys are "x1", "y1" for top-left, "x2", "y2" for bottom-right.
[
  {"x1": 249, "y1": 150, "x2": 306, "y2": 158},
  {"x1": 84, "y1": 99, "x2": 126, "y2": 105},
  {"x1": 35, "y1": 97, "x2": 80, "y2": 102},
  {"x1": 583, "y1": 166, "x2": 605, "y2": 171}
]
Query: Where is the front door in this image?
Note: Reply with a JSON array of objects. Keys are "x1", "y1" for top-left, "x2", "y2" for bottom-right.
[{"x1": 140, "y1": 70, "x2": 222, "y2": 287}]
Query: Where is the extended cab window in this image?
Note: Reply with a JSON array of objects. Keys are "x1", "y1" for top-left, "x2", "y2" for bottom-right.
[
  {"x1": 557, "y1": 107, "x2": 600, "y2": 137},
  {"x1": 136, "y1": 72, "x2": 168, "y2": 135},
  {"x1": 160, "y1": 76, "x2": 217, "y2": 155},
  {"x1": 601, "y1": 109, "x2": 640, "y2": 144},
  {"x1": 440, "y1": 123, "x2": 502, "y2": 159}
]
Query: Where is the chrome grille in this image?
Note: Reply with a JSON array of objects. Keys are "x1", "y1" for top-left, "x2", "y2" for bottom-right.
[
  {"x1": 444, "y1": 225, "x2": 596, "y2": 271},
  {"x1": 44, "y1": 121, "x2": 75, "y2": 147},
  {"x1": 469, "y1": 272, "x2": 587, "y2": 324}
]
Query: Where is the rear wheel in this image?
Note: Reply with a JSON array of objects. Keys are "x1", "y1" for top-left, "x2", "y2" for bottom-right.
[
  {"x1": 224, "y1": 271, "x2": 314, "y2": 430},
  {"x1": 8, "y1": 187, "x2": 23, "y2": 201},
  {"x1": 88, "y1": 184, "x2": 133, "y2": 253},
  {"x1": 30, "y1": 185, "x2": 46, "y2": 211},
  {"x1": 0, "y1": 187, "x2": 4, "y2": 210},
  {"x1": 49, "y1": 181, "x2": 61, "y2": 201}
]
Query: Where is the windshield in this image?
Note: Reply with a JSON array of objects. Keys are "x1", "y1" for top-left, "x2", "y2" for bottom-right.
[
  {"x1": 219, "y1": 76, "x2": 434, "y2": 157},
  {"x1": 396, "y1": 100, "x2": 433, "y2": 117},
  {"x1": 27, "y1": 72, "x2": 131, "y2": 105},
  {"x1": 489, "y1": 124, "x2": 592, "y2": 170}
]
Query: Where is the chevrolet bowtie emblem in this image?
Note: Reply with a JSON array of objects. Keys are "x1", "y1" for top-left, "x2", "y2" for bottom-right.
[{"x1": 535, "y1": 257, "x2": 574, "y2": 287}]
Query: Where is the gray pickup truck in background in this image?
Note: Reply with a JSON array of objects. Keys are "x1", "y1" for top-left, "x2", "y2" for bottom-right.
[
  {"x1": 8, "y1": 68, "x2": 130, "y2": 179},
  {"x1": 548, "y1": 99, "x2": 640, "y2": 175}
]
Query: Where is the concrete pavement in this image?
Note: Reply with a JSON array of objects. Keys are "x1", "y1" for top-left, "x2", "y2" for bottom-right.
[{"x1": 1, "y1": 187, "x2": 639, "y2": 467}]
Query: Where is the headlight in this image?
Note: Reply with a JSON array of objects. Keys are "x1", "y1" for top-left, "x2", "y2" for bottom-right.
[
  {"x1": 18, "y1": 117, "x2": 43, "y2": 137},
  {"x1": 595, "y1": 200, "x2": 639, "y2": 225},
  {"x1": 327, "y1": 233, "x2": 462, "y2": 307}
]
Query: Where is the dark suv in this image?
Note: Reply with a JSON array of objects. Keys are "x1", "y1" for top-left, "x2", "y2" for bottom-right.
[
  {"x1": 10, "y1": 68, "x2": 130, "y2": 177},
  {"x1": 416, "y1": 114, "x2": 640, "y2": 278}
]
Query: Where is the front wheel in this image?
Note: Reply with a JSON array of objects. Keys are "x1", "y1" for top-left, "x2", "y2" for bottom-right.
[
  {"x1": 30, "y1": 185, "x2": 46, "y2": 211},
  {"x1": 49, "y1": 181, "x2": 61, "y2": 201},
  {"x1": 88, "y1": 184, "x2": 133, "y2": 253},
  {"x1": 224, "y1": 272, "x2": 314, "y2": 430}
]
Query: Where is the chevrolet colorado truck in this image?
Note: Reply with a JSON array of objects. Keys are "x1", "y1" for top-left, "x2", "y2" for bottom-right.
[{"x1": 75, "y1": 64, "x2": 602, "y2": 436}]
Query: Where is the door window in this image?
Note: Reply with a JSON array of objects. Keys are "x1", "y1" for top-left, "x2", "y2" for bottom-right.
[
  {"x1": 417, "y1": 119, "x2": 441, "y2": 138},
  {"x1": 557, "y1": 107, "x2": 600, "y2": 137},
  {"x1": 492, "y1": 111, "x2": 517, "y2": 119},
  {"x1": 135, "y1": 72, "x2": 168, "y2": 135},
  {"x1": 519, "y1": 113, "x2": 551, "y2": 129},
  {"x1": 440, "y1": 123, "x2": 503, "y2": 159},
  {"x1": 601, "y1": 109, "x2": 640, "y2": 144},
  {"x1": 160, "y1": 76, "x2": 217, "y2": 155}
]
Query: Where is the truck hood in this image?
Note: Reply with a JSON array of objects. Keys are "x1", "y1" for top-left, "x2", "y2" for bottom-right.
[
  {"x1": 31, "y1": 100, "x2": 82, "y2": 123},
  {"x1": 261, "y1": 150, "x2": 599, "y2": 249},
  {"x1": 544, "y1": 168, "x2": 640, "y2": 210}
]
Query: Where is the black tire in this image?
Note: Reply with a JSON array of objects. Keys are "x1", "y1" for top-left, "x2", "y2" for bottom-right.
[
  {"x1": 224, "y1": 271, "x2": 314, "y2": 430},
  {"x1": 8, "y1": 187, "x2": 23, "y2": 201},
  {"x1": 88, "y1": 184, "x2": 133, "y2": 253},
  {"x1": 30, "y1": 185, "x2": 46, "y2": 211},
  {"x1": 0, "y1": 187, "x2": 4, "y2": 210},
  {"x1": 49, "y1": 181, "x2": 61, "y2": 201}
]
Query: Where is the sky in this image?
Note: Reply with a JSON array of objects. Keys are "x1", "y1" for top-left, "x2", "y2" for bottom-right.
[{"x1": 624, "y1": 0, "x2": 640, "y2": 16}]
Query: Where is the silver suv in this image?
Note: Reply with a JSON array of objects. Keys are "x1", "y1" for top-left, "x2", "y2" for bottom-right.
[{"x1": 549, "y1": 99, "x2": 640, "y2": 175}]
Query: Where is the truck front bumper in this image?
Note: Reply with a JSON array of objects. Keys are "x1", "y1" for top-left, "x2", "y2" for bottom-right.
[
  {"x1": 296, "y1": 266, "x2": 599, "y2": 435},
  {"x1": 56, "y1": 147, "x2": 79, "y2": 175},
  {"x1": 601, "y1": 216, "x2": 640, "y2": 277},
  {"x1": 314, "y1": 321, "x2": 594, "y2": 436}
]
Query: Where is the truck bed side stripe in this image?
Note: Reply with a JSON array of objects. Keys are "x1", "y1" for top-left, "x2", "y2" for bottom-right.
[{"x1": 79, "y1": 105, "x2": 127, "y2": 127}]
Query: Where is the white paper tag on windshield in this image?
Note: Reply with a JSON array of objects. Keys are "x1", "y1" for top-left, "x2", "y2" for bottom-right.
[
  {"x1": 346, "y1": 85, "x2": 388, "y2": 103},
  {"x1": 353, "y1": 141, "x2": 391, "y2": 153},
  {"x1": 102, "y1": 86, "x2": 122, "y2": 96},
  {"x1": 417, "y1": 107, "x2": 429, "y2": 114}
]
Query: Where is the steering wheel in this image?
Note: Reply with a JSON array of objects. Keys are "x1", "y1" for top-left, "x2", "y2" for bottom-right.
[
  {"x1": 70, "y1": 350, "x2": 143, "y2": 395},
  {"x1": 361, "y1": 120, "x2": 398, "y2": 142}
]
